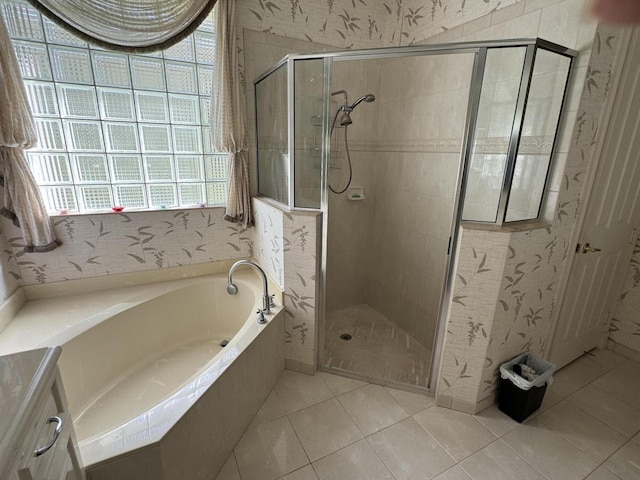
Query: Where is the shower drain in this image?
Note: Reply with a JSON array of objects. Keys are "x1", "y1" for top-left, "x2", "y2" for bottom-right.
[{"x1": 339, "y1": 334, "x2": 352, "y2": 341}]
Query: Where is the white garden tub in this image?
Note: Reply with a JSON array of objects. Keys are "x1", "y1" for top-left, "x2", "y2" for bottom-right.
[{"x1": 0, "y1": 265, "x2": 285, "y2": 478}]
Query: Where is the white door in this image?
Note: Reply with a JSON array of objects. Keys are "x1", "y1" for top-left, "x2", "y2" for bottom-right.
[{"x1": 549, "y1": 27, "x2": 640, "y2": 368}]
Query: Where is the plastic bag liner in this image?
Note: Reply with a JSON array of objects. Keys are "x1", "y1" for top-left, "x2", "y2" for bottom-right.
[{"x1": 499, "y1": 352, "x2": 555, "y2": 390}]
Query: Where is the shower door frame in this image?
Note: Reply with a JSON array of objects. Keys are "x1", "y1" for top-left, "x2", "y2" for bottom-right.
[{"x1": 316, "y1": 45, "x2": 483, "y2": 394}]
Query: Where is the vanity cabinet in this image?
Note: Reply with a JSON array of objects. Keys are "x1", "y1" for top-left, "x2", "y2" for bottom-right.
[{"x1": 0, "y1": 347, "x2": 85, "y2": 480}]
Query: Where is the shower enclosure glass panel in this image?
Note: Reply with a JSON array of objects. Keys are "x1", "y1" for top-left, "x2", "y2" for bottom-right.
[
  {"x1": 462, "y1": 47, "x2": 526, "y2": 223},
  {"x1": 462, "y1": 43, "x2": 574, "y2": 225},
  {"x1": 294, "y1": 59, "x2": 324, "y2": 209},
  {"x1": 256, "y1": 64, "x2": 288, "y2": 205},
  {"x1": 324, "y1": 53, "x2": 475, "y2": 389},
  {"x1": 506, "y1": 49, "x2": 572, "y2": 221}
]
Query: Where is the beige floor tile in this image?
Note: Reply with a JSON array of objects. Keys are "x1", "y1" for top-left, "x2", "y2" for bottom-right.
[
  {"x1": 568, "y1": 384, "x2": 640, "y2": 438},
  {"x1": 433, "y1": 465, "x2": 473, "y2": 480},
  {"x1": 249, "y1": 391, "x2": 286, "y2": 429},
  {"x1": 368, "y1": 417, "x2": 455, "y2": 480},
  {"x1": 536, "y1": 400, "x2": 627, "y2": 462},
  {"x1": 502, "y1": 418, "x2": 598, "y2": 480},
  {"x1": 473, "y1": 404, "x2": 519, "y2": 437},
  {"x1": 460, "y1": 440, "x2": 547, "y2": 480},
  {"x1": 548, "y1": 352, "x2": 613, "y2": 398},
  {"x1": 274, "y1": 371, "x2": 334, "y2": 414},
  {"x1": 584, "y1": 466, "x2": 626, "y2": 480},
  {"x1": 414, "y1": 406, "x2": 496, "y2": 462},
  {"x1": 338, "y1": 384, "x2": 408, "y2": 436},
  {"x1": 313, "y1": 439, "x2": 394, "y2": 480},
  {"x1": 634, "y1": 432, "x2": 640, "y2": 445},
  {"x1": 593, "y1": 359, "x2": 640, "y2": 409},
  {"x1": 280, "y1": 464, "x2": 319, "y2": 480},
  {"x1": 588, "y1": 348, "x2": 627, "y2": 370},
  {"x1": 318, "y1": 371, "x2": 368, "y2": 396},
  {"x1": 234, "y1": 416, "x2": 309, "y2": 480},
  {"x1": 289, "y1": 397, "x2": 363, "y2": 462},
  {"x1": 385, "y1": 386, "x2": 436, "y2": 415},
  {"x1": 215, "y1": 454, "x2": 241, "y2": 480},
  {"x1": 602, "y1": 441, "x2": 640, "y2": 479}
]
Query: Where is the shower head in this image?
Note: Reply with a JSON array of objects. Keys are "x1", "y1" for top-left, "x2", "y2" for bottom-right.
[
  {"x1": 349, "y1": 94, "x2": 375, "y2": 109},
  {"x1": 339, "y1": 111, "x2": 353, "y2": 126},
  {"x1": 331, "y1": 91, "x2": 375, "y2": 127}
]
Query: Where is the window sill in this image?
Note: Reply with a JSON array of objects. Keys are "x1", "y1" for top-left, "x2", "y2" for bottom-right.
[{"x1": 49, "y1": 204, "x2": 226, "y2": 218}]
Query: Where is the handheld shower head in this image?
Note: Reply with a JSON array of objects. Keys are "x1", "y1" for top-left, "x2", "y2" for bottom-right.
[
  {"x1": 349, "y1": 93, "x2": 375, "y2": 109},
  {"x1": 331, "y1": 91, "x2": 375, "y2": 127}
]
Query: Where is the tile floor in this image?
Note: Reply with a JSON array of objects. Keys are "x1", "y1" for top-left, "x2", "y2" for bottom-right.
[
  {"x1": 323, "y1": 303, "x2": 432, "y2": 388},
  {"x1": 216, "y1": 349, "x2": 640, "y2": 480}
]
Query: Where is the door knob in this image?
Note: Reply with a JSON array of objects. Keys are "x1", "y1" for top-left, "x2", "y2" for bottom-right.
[{"x1": 580, "y1": 242, "x2": 601, "y2": 254}]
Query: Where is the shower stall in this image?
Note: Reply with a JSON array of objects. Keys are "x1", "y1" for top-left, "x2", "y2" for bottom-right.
[{"x1": 255, "y1": 39, "x2": 575, "y2": 392}]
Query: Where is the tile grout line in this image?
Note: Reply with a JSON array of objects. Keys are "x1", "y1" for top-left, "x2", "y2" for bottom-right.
[
  {"x1": 498, "y1": 435, "x2": 555, "y2": 480},
  {"x1": 285, "y1": 372, "x2": 363, "y2": 468}
]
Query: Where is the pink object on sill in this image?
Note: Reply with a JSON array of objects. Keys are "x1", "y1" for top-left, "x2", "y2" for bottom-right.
[{"x1": 112, "y1": 206, "x2": 124, "y2": 212}]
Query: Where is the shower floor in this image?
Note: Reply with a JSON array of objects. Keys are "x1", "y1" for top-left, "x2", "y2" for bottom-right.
[{"x1": 323, "y1": 304, "x2": 432, "y2": 388}]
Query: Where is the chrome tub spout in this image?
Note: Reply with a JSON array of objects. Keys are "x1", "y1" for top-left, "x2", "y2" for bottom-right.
[{"x1": 227, "y1": 260, "x2": 273, "y2": 314}]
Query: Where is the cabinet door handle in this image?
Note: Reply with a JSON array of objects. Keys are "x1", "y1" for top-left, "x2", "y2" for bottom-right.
[{"x1": 34, "y1": 416, "x2": 63, "y2": 457}]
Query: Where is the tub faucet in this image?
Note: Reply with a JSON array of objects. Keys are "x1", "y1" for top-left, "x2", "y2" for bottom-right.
[{"x1": 227, "y1": 260, "x2": 273, "y2": 314}]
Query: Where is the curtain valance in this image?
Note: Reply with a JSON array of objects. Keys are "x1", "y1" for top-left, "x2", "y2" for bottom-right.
[{"x1": 25, "y1": 0, "x2": 217, "y2": 52}]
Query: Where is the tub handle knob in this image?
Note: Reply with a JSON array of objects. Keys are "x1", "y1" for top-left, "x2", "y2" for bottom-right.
[
  {"x1": 256, "y1": 309, "x2": 267, "y2": 324},
  {"x1": 269, "y1": 294, "x2": 276, "y2": 308}
]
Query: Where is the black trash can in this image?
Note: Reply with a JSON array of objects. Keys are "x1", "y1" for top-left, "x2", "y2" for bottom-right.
[{"x1": 498, "y1": 352, "x2": 555, "y2": 423}]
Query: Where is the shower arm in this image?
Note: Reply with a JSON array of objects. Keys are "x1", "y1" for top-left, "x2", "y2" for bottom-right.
[{"x1": 331, "y1": 90, "x2": 349, "y2": 109}]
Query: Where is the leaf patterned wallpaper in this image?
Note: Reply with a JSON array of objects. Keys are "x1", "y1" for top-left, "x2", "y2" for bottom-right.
[
  {"x1": 0, "y1": 223, "x2": 21, "y2": 303},
  {"x1": 611, "y1": 238, "x2": 640, "y2": 355},
  {"x1": 251, "y1": 198, "x2": 321, "y2": 372},
  {"x1": 0, "y1": 209, "x2": 252, "y2": 285},
  {"x1": 236, "y1": 0, "x2": 515, "y2": 50}
]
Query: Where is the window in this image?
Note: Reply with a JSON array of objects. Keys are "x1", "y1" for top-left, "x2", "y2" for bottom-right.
[{"x1": 2, "y1": 1, "x2": 228, "y2": 214}]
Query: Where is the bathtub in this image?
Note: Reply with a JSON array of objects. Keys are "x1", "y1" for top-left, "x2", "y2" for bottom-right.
[{"x1": 0, "y1": 264, "x2": 285, "y2": 479}]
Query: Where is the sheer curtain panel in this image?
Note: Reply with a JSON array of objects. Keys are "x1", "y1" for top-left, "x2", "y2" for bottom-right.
[
  {"x1": 25, "y1": 0, "x2": 217, "y2": 52},
  {"x1": 211, "y1": 0, "x2": 253, "y2": 227},
  {"x1": 0, "y1": 13, "x2": 60, "y2": 252}
]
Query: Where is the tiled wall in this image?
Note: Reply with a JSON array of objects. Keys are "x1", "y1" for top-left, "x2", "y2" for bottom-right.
[
  {"x1": 250, "y1": 198, "x2": 321, "y2": 372},
  {"x1": 0, "y1": 208, "x2": 252, "y2": 285},
  {"x1": 326, "y1": 59, "x2": 382, "y2": 312},
  {"x1": 323, "y1": 53, "x2": 470, "y2": 350},
  {"x1": 365, "y1": 54, "x2": 474, "y2": 348},
  {"x1": 432, "y1": 0, "x2": 624, "y2": 411},
  {"x1": 0, "y1": 221, "x2": 21, "y2": 302},
  {"x1": 610, "y1": 238, "x2": 640, "y2": 355},
  {"x1": 252, "y1": 199, "x2": 285, "y2": 288}
]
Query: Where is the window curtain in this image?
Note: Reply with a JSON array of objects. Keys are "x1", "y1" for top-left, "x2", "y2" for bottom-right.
[
  {"x1": 24, "y1": 0, "x2": 217, "y2": 53},
  {"x1": 211, "y1": 0, "x2": 253, "y2": 228},
  {"x1": 0, "y1": 14, "x2": 60, "y2": 252}
]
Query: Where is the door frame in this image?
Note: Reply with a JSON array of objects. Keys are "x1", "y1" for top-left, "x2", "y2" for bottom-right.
[{"x1": 546, "y1": 26, "x2": 634, "y2": 361}]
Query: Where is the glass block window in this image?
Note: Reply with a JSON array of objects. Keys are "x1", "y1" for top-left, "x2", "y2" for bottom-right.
[{"x1": 3, "y1": 0, "x2": 227, "y2": 213}]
